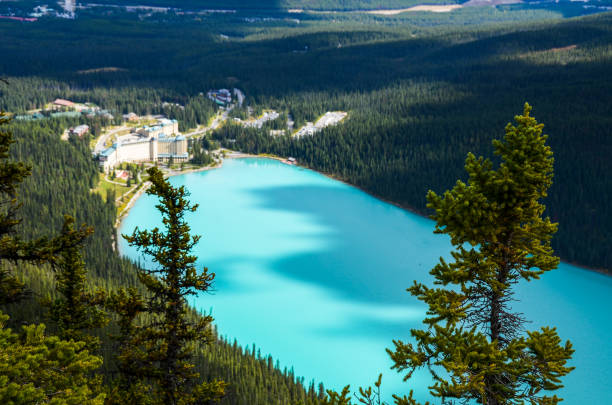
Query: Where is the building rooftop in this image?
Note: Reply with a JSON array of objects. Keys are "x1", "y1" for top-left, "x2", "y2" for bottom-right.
[
  {"x1": 53, "y1": 98, "x2": 74, "y2": 107},
  {"x1": 158, "y1": 118, "x2": 177, "y2": 125},
  {"x1": 51, "y1": 111, "x2": 81, "y2": 118},
  {"x1": 158, "y1": 152, "x2": 189, "y2": 158},
  {"x1": 100, "y1": 146, "x2": 116, "y2": 157},
  {"x1": 118, "y1": 134, "x2": 151, "y2": 145}
]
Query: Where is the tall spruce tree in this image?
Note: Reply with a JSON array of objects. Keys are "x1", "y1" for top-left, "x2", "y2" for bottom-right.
[
  {"x1": 120, "y1": 166, "x2": 225, "y2": 405},
  {"x1": 388, "y1": 104, "x2": 574, "y2": 405},
  {"x1": 47, "y1": 216, "x2": 108, "y2": 351},
  {"x1": 106, "y1": 287, "x2": 152, "y2": 405}
]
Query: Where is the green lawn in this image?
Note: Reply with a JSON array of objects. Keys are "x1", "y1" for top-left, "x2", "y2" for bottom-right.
[{"x1": 92, "y1": 173, "x2": 129, "y2": 202}]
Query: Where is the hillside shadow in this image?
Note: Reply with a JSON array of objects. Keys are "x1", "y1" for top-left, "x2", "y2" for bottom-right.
[
  {"x1": 1, "y1": 11, "x2": 610, "y2": 98},
  {"x1": 238, "y1": 182, "x2": 446, "y2": 305}
]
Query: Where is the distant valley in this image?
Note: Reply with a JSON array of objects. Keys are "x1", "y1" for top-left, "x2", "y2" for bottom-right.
[{"x1": 1, "y1": 1, "x2": 611, "y2": 403}]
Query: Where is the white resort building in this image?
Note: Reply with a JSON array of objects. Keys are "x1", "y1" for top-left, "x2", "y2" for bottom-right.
[{"x1": 99, "y1": 119, "x2": 188, "y2": 172}]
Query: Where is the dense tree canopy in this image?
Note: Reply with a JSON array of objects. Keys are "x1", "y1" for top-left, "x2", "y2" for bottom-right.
[
  {"x1": 0, "y1": 313, "x2": 105, "y2": 405},
  {"x1": 0, "y1": 101, "x2": 323, "y2": 405}
]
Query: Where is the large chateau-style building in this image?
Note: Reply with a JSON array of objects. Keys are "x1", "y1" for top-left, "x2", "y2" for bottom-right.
[{"x1": 99, "y1": 119, "x2": 187, "y2": 172}]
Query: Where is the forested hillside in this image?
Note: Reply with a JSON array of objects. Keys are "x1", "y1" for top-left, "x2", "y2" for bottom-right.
[
  {"x1": 14, "y1": 0, "x2": 459, "y2": 11},
  {"x1": 0, "y1": 117, "x2": 324, "y2": 404},
  {"x1": 0, "y1": 2, "x2": 610, "y2": 402},
  {"x1": 213, "y1": 14, "x2": 612, "y2": 270},
  {"x1": 1, "y1": 10, "x2": 610, "y2": 273}
]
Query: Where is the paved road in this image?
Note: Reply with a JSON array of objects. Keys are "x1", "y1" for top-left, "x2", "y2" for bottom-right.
[
  {"x1": 186, "y1": 104, "x2": 234, "y2": 138},
  {"x1": 94, "y1": 103, "x2": 236, "y2": 155},
  {"x1": 93, "y1": 125, "x2": 128, "y2": 154},
  {"x1": 233, "y1": 88, "x2": 245, "y2": 107}
]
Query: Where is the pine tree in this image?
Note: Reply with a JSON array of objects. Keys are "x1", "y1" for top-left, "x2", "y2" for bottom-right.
[
  {"x1": 106, "y1": 287, "x2": 152, "y2": 405},
  {"x1": 321, "y1": 385, "x2": 352, "y2": 405},
  {"x1": 321, "y1": 375, "x2": 387, "y2": 405},
  {"x1": 120, "y1": 166, "x2": 225, "y2": 404},
  {"x1": 47, "y1": 216, "x2": 108, "y2": 351},
  {"x1": 388, "y1": 104, "x2": 574, "y2": 405},
  {"x1": 0, "y1": 312, "x2": 105, "y2": 405}
]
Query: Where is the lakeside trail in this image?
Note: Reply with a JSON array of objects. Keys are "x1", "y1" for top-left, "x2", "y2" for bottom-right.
[
  {"x1": 115, "y1": 182, "x2": 150, "y2": 228},
  {"x1": 114, "y1": 161, "x2": 223, "y2": 249}
]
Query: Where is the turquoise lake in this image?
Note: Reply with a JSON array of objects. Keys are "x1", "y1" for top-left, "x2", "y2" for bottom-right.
[{"x1": 119, "y1": 158, "x2": 612, "y2": 403}]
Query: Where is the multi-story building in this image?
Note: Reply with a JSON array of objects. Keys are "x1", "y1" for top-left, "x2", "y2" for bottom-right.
[
  {"x1": 136, "y1": 118, "x2": 179, "y2": 138},
  {"x1": 207, "y1": 89, "x2": 232, "y2": 106},
  {"x1": 52, "y1": 98, "x2": 74, "y2": 109},
  {"x1": 70, "y1": 124, "x2": 89, "y2": 137},
  {"x1": 98, "y1": 119, "x2": 187, "y2": 172},
  {"x1": 122, "y1": 112, "x2": 139, "y2": 122}
]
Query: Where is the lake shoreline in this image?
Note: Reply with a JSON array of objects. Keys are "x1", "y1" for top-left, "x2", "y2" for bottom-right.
[
  {"x1": 120, "y1": 153, "x2": 610, "y2": 277},
  {"x1": 310, "y1": 166, "x2": 612, "y2": 276},
  {"x1": 115, "y1": 161, "x2": 222, "y2": 239}
]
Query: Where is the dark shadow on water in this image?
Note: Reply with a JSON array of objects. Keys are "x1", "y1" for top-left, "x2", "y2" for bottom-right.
[
  {"x1": 241, "y1": 182, "x2": 448, "y2": 305},
  {"x1": 312, "y1": 312, "x2": 420, "y2": 340}
]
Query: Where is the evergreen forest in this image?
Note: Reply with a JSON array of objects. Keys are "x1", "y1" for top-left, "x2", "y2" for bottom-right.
[
  {"x1": 0, "y1": 117, "x2": 325, "y2": 404},
  {"x1": 4, "y1": 7, "x2": 606, "y2": 269},
  {"x1": 0, "y1": 2, "x2": 611, "y2": 403}
]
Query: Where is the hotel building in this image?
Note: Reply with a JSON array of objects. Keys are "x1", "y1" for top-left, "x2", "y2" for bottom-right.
[{"x1": 98, "y1": 119, "x2": 188, "y2": 172}]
